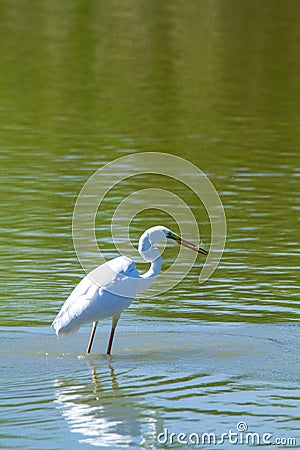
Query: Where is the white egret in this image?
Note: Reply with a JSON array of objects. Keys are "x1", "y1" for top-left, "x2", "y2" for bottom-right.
[{"x1": 52, "y1": 226, "x2": 208, "y2": 354}]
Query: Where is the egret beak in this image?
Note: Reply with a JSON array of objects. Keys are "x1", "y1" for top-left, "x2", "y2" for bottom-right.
[
  {"x1": 178, "y1": 236, "x2": 208, "y2": 255},
  {"x1": 167, "y1": 232, "x2": 208, "y2": 256}
]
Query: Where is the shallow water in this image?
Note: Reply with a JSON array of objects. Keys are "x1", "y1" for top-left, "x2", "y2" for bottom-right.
[
  {"x1": 1, "y1": 1, "x2": 300, "y2": 449},
  {"x1": 1, "y1": 323, "x2": 299, "y2": 449}
]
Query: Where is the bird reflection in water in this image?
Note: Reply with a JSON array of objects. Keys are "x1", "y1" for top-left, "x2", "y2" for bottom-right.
[{"x1": 54, "y1": 360, "x2": 161, "y2": 448}]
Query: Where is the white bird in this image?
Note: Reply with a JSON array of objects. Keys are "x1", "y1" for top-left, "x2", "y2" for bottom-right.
[{"x1": 52, "y1": 226, "x2": 208, "y2": 354}]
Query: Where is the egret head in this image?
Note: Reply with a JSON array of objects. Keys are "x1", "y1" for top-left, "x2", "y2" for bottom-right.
[{"x1": 138, "y1": 225, "x2": 208, "y2": 262}]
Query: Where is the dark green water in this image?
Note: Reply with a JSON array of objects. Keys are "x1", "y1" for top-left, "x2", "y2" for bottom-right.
[{"x1": 1, "y1": 1, "x2": 299, "y2": 449}]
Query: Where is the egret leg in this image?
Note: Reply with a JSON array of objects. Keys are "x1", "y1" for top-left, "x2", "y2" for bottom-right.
[
  {"x1": 86, "y1": 321, "x2": 99, "y2": 354},
  {"x1": 106, "y1": 314, "x2": 121, "y2": 355}
]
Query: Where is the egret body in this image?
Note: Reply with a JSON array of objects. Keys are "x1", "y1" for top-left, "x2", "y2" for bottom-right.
[{"x1": 52, "y1": 226, "x2": 208, "y2": 354}]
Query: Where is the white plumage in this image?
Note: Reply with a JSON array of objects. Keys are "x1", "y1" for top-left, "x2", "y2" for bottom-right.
[
  {"x1": 52, "y1": 256, "x2": 139, "y2": 334},
  {"x1": 52, "y1": 225, "x2": 208, "y2": 354}
]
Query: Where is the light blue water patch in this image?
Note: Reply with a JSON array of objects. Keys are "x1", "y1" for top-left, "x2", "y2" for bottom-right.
[{"x1": 1, "y1": 322, "x2": 299, "y2": 449}]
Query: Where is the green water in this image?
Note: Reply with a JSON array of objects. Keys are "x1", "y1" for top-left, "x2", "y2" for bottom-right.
[{"x1": 1, "y1": 1, "x2": 299, "y2": 449}]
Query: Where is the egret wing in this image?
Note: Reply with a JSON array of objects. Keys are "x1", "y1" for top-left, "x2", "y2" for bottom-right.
[
  {"x1": 52, "y1": 256, "x2": 139, "y2": 334},
  {"x1": 89, "y1": 255, "x2": 139, "y2": 298},
  {"x1": 52, "y1": 277, "x2": 98, "y2": 333}
]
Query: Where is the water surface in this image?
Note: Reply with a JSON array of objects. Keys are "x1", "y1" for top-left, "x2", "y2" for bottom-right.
[{"x1": 0, "y1": 1, "x2": 299, "y2": 448}]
